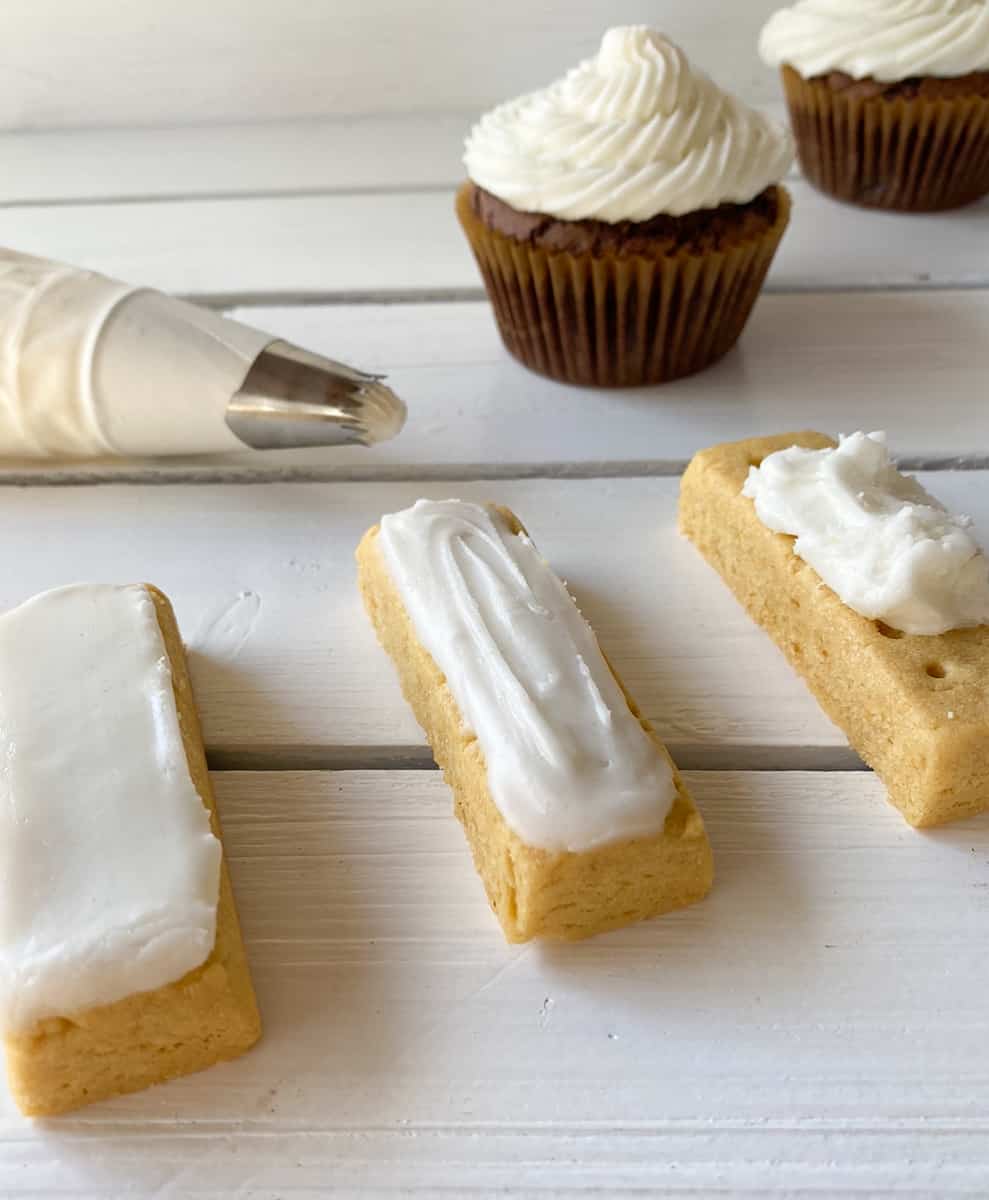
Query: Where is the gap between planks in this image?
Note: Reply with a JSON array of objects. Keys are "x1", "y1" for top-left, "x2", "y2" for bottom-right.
[
  {"x1": 3, "y1": 455, "x2": 988, "y2": 488},
  {"x1": 191, "y1": 278, "x2": 989, "y2": 309},
  {"x1": 204, "y1": 743, "x2": 869, "y2": 774},
  {"x1": 0, "y1": 183, "x2": 465, "y2": 211}
]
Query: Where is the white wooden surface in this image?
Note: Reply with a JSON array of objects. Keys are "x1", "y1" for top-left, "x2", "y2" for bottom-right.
[
  {"x1": 3, "y1": 27, "x2": 989, "y2": 1191},
  {"x1": 0, "y1": 116, "x2": 470, "y2": 205},
  {"x1": 0, "y1": 0, "x2": 782, "y2": 131},
  {"x1": 8, "y1": 770, "x2": 989, "y2": 1198}
]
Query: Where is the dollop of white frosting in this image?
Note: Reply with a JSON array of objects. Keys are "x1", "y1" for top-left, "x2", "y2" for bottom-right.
[
  {"x1": 378, "y1": 500, "x2": 675, "y2": 852},
  {"x1": 743, "y1": 432, "x2": 989, "y2": 635},
  {"x1": 760, "y1": 0, "x2": 989, "y2": 81},
  {"x1": 0, "y1": 584, "x2": 222, "y2": 1033},
  {"x1": 464, "y1": 26, "x2": 793, "y2": 221}
]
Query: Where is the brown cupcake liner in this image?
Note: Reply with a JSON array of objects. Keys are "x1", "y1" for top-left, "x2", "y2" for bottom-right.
[
  {"x1": 455, "y1": 184, "x2": 791, "y2": 388},
  {"x1": 781, "y1": 66, "x2": 989, "y2": 212}
]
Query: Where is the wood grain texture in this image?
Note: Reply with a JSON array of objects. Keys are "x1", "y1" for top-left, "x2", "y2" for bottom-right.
[
  {"x1": 1, "y1": 291, "x2": 986, "y2": 484},
  {"x1": 4, "y1": 182, "x2": 986, "y2": 303},
  {"x1": 3, "y1": 769, "x2": 989, "y2": 1196},
  {"x1": 0, "y1": 473, "x2": 985, "y2": 766},
  {"x1": 0, "y1": 0, "x2": 782, "y2": 131}
]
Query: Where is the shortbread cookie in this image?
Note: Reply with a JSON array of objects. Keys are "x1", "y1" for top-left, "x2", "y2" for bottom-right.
[
  {"x1": 357, "y1": 500, "x2": 713, "y2": 942},
  {"x1": 680, "y1": 432, "x2": 989, "y2": 826},
  {"x1": 0, "y1": 584, "x2": 260, "y2": 1116}
]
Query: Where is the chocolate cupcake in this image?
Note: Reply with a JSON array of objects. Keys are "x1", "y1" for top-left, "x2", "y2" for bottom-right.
[
  {"x1": 760, "y1": 0, "x2": 989, "y2": 211},
  {"x1": 457, "y1": 27, "x2": 793, "y2": 387}
]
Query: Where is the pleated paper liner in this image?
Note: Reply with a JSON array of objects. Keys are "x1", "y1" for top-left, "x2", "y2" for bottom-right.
[
  {"x1": 781, "y1": 66, "x2": 989, "y2": 212},
  {"x1": 455, "y1": 183, "x2": 791, "y2": 388}
]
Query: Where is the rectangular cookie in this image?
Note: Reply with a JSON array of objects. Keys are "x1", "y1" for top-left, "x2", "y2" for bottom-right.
[
  {"x1": 0, "y1": 584, "x2": 260, "y2": 1116},
  {"x1": 679, "y1": 432, "x2": 989, "y2": 827},
  {"x1": 357, "y1": 500, "x2": 713, "y2": 942}
]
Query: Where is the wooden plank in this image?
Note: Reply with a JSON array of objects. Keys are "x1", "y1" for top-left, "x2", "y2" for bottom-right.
[
  {"x1": 0, "y1": 116, "x2": 468, "y2": 205},
  {"x1": 1, "y1": 0, "x2": 782, "y2": 132},
  {"x1": 0, "y1": 473, "x2": 985, "y2": 763},
  {"x1": 1, "y1": 291, "x2": 985, "y2": 483},
  {"x1": 4, "y1": 182, "x2": 986, "y2": 303},
  {"x1": 1, "y1": 190, "x2": 472, "y2": 301},
  {"x1": 4, "y1": 769, "x2": 989, "y2": 1197}
]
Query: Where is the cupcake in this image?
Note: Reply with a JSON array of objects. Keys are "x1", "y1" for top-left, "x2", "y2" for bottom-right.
[
  {"x1": 760, "y1": 0, "x2": 989, "y2": 211},
  {"x1": 456, "y1": 27, "x2": 793, "y2": 388}
]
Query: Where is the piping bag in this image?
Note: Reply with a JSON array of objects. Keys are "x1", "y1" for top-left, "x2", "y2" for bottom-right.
[{"x1": 0, "y1": 248, "x2": 406, "y2": 459}]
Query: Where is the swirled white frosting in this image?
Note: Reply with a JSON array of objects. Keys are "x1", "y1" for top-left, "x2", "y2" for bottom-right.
[
  {"x1": 743, "y1": 432, "x2": 989, "y2": 635},
  {"x1": 378, "y1": 500, "x2": 676, "y2": 852},
  {"x1": 760, "y1": 0, "x2": 989, "y2": 82},
  {"x1": 464, "y1": 26, "x2": 793, "y2": 221}
]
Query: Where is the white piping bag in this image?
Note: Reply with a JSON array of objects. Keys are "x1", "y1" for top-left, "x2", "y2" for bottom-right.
[{"x1": 0, "y1": 248, "x2": 405, "y2": 459}]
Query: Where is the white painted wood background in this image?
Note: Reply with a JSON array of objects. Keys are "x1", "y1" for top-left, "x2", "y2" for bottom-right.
[
  {"x1": 0, "y1": 0, "x2": 782, "y2": 130},
  {"x1": 2, "y1": 2, "x2": 989, "y2": 1195}
]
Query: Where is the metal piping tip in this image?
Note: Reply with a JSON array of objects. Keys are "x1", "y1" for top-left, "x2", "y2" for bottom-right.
[{"x1": 225, "y1": 339, "x2": 406, "y2": 451}]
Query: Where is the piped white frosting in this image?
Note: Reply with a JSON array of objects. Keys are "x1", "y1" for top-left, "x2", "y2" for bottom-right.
[
  {"x1": 760, "y1": 0, "x2": 989, "y2": 82},
  {"x1": 743, "y1": 432, "x2": 989, "y2": 635},
  {"x1": 378, "y1": 500, "x2": 676, "y2": 852},
  {"x1": 0, "y1": 584, "x2": 222, "y2": 1033},
  {"x1": 464, "y1": 26, "x2": 793, "y2": 221}
]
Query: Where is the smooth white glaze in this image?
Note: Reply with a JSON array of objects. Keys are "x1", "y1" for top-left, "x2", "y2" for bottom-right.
[
  {"x1": 464, "y1": 25, "x2": 792, "y2": 221},
  {"x1": 743, "y1": 432, "x2": 989, "y2": 635},
  {"x1": 0, "y1": 249, "x2": 267, "y2": 459},
  {"x1": 0, "y1": 584, "x2": 222, "y2": 1033},
  {"x1": 760, "y1": 0, "x2": 989, "y2": 81},
  {"x1": 378, "y1": 500, "x2": 675, "y2": 853}
]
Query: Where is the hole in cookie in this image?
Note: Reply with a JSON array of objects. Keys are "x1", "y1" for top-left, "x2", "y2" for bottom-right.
[
  {"x1": 746, "y1": 455, "x2": 764, "y2": 468},
  {"x1": 925, "y1": 662, "x2": 947, "y2": 679},
  {"x1": 790, "y1": 598, "x2": 801, "y2": 610},
  {"x1": 875, "y1": 621, "x2": 904, "y2": 639}
]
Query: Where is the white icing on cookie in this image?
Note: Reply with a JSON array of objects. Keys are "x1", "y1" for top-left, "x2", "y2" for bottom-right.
[{"x1": 378, "y1": 500, "x2": 676, "y2": 852}]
